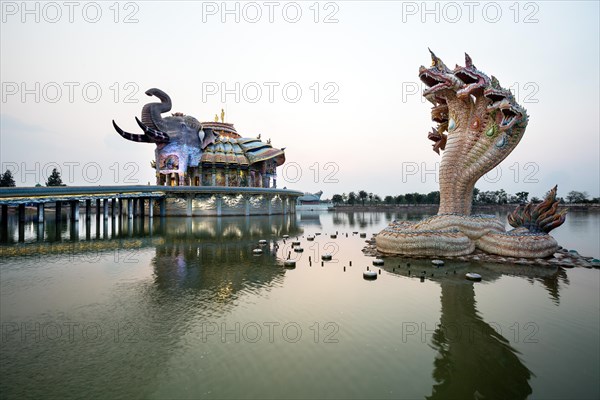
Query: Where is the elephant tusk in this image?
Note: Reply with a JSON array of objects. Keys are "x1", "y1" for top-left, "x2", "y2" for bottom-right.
[
  {"x1": 135, "y1": 117, "x2": 170, "y2": 143},
  {"x1": 112, "y1": 120, "x2": 153, "y2": 143}
]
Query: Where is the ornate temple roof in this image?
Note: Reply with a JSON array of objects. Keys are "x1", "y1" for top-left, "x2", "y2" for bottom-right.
[
  {"x1": 200, "y1": 135, "x2": 285, "y2": 168},
  {"x1": 201, "y1": 121, "x2": 239, "y2": 138}
]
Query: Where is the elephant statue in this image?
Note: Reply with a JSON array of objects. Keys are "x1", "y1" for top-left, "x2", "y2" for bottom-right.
[{"x1": 112, "y1": 88, "x2": 218, "y2": 185}]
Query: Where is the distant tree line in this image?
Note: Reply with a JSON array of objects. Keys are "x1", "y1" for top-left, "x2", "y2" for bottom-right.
[
  {"x1": 0, "y1": 168, "x2": 65, "y2": 187},
  {"x1": 331, "y1": 188, "x2": 599, "y2": 206}
]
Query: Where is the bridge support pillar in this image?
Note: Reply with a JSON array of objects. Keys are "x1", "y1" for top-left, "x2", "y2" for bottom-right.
[
  {"x1": 37, "y1": 203, "x2": 45, "y2": 223},
  {"x1": 111, "y1": 198, "x2": 117, "y2": 219},
  {"x1": 159, "y1": 198, "x2": 166, "y2": 217},
  {"x1": 18, "y1": 204, "x2": 25, "y2": 223},
  {"x1": 139, "y1": 198, "x2": 145, "y2": 218},
  {"x1": 1, "y1": 204, "x2": 7, "y2": 223},
  {"x1": 56, "y1": 201, "x2": 62, "y2": 222},
  {"x1": 103, "y1": 199, "x2": 109, "y2": 220},
  {"x1": 70, "y1": 201, "x2": 80, "y2": 222},
  {"x1": 148, "y1": 198, "x2": 154, "y2": 219},
  {"x1": 85, "y1": 200, "x2": 91, "y2": 220},
  {"x1": 127, "y1": 198, "x2": 133, "y2": 219}
]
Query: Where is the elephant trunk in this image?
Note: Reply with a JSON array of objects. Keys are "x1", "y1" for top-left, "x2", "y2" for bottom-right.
[{"x1": 141, "y1": 88, "x2": 172, "y2": 132}]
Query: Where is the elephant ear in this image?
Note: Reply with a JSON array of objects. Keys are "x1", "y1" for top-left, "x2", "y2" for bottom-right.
[{"x1": 201, "y1": 128, "x2": 219, "y2": 149}]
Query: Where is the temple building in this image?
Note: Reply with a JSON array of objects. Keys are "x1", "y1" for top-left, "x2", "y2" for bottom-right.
[{"x1": 177, "y1": 121, "x2": 285, "y2": 188}]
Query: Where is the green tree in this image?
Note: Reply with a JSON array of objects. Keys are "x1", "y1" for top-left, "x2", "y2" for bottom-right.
[
  {"x1": 0, "y1": 170, "x2": 16, "y2": 187},
  {"x1": 472, "y1": 187, "x2": 480, "y2": 204},
  {"x1": 395, "y1": 195, "x2": 405, "y2": 204},
  {"x1": 515, "y1": 191, "x2": 529, "y2": 203},
  {"x1": 358, "y1": 190, "x2": 368, "y2": 206},
  {"x1": 347, "y1": 192, "x2": 357, "y2": 205},
  {"x1": 566, "y1": 191, "x2": 589, "y2": 203},
  {"x1": 46, "y1": 168, "x2": 65, "y2": 186},
  {"x1": 425, "y1": 191, "x2": 440, "y2": 204},
  {"x1": 497, "y1": 189, "x2": 508, "y2": 204},
  {"x1": 332, "y1": 194, "x2": 344, "y2": 205},
  {"x1": 384, "y1": 195, "x2": 394, "y2": 205}
]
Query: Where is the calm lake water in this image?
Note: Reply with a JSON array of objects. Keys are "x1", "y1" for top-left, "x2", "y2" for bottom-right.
[{"x1": 1, "y1": 210, "x2": 599, "y2": 399}]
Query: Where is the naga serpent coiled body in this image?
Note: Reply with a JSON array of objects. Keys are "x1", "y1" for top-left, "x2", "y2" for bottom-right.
[{"x1": 376, "y1": 51, "x2": 566, "y2": 259}]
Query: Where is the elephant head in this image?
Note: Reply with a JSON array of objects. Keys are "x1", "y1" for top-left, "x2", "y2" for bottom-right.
[{"x1": 113, "y1": 88, "x2": 219, "y2": 185}]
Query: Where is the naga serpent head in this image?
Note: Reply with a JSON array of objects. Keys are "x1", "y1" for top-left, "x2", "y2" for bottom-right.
[
  {"x1": 419, "y1": 49, "x2": 462, "y2": 97},
  {"x1": 484, "y1": 77, "x2": 528, "y2": 131},
  {"x1": 454, "y1": 53, "x2": 491, "y2": 100},
  {"x1": 508, "y1": 186, "x2": 567, "y2": 233}
]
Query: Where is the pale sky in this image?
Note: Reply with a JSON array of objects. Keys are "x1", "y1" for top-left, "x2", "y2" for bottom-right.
[{"x1": 1, "y1": 1, "x2": 599, "y2": 199}]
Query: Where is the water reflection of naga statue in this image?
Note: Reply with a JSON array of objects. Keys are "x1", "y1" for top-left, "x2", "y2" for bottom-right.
[
  {"x1": 377, "y1": 51, "x2": 566, "y2": 258},
  {"x1": 427, "y1": 280, "x2": 533, "y2": 399}
]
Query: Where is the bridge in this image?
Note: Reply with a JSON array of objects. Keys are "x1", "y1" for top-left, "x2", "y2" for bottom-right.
[{"x1": 0, "y1": 186, "x2": 303, "y2": 240}]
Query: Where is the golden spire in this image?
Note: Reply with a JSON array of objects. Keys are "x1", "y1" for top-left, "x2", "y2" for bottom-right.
[
  {"x1": 214, "y1": 114, "x2": 219, "y2": 122},
  {"x1": 220, "y1": 108, "x2": 225, "y2": 123}
]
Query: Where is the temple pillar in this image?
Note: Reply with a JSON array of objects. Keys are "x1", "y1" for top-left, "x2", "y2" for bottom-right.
[
  {"x1": 216, "y1": 195, "x2": 222, "y2": 216},
  {"x1": 37, "y1": 203, "x2": 45, "y2": 223},
  {"x1": 211, "y1": 166, "x2": 217, "y2": 186},
  {"x1": 186, "y1": 195, "x2": 193, "y2": 217},
  {"x1": 225, "y1": 166, "x2": 229, "y2": 187},
  {"x1": 244, "y1": 195, "x2": 251, "y2": 216}
]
